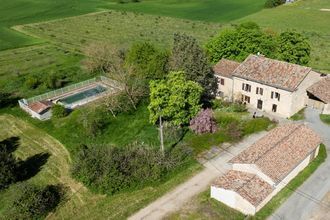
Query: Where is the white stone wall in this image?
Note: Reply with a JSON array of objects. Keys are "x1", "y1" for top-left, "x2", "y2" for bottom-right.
[
  {"x1": 291, "y1": 71, "x2": 322, "y2": 116},
  {"x1": 323, "y1": 104, "x2": 330, "y2": 114},
  {"x1": 215, "y1": 75, "x2": 233, "y2": 101},
  {"x1": 232, "y1": 77, "x2": 293, "y2": 118},
  {"x1": 210, "y1": 186, "x2": 256, "y2": 215}
]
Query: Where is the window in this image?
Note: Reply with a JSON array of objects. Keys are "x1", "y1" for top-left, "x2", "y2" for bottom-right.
[
  {"x1": 272, "y1": 104, "x2": 277, "y2": 112},
  {"x1": 256, "y1": 87, "x2": 264, "y2": 95},
  {"x1": 242, "y1": 83, "x2": 251, "y2": 92},
  {"x1": 257, "y1": 100, "x2": 263, "y2": 109},
  {"x1": 220, "y1": 78, "x2": 225, "y2": 85},
  {"x1": 242, "y1": 95, "x2": 250, "y2": 104},
  {"x1": 271, "y1": 91, "x2": 280, "y2": 101}
]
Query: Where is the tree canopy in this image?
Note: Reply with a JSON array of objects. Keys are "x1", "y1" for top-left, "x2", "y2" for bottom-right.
[
  {"x1": 206, "y1": 22, "x2": 311, "y2": 65},
  {"x1": 148, "y1": 71, "x2": 203, "y2": 126},
  {"x1": 126, "y1": 42, "x2": 169, "y2": 80},
  {"x1": 170, "y1": 33, "x2": 217, "y2": 100}
]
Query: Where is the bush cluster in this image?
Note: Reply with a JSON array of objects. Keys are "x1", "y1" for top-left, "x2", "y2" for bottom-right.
[
  {"x1": 265, "y1": 0, "x2": 286, "y2": 8},
  {"x1": 71, "y1": 144, "x2": 192, "y2": 195},
  {"x1": 0, "y1": 141, "x2": 19, "y2": 190},
  {"x1": 51, "y1": 104, "x2": 68, "y2": 118},
  {"x1": 190, "y1": 108, "x2": 217, "y2": 134},
  {"x1": 5, "y1": 183, "x2": 64, "y2": 219}
]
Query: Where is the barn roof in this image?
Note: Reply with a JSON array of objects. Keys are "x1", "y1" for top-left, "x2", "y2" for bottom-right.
[
  {"x1": 229, "y1": 123, "x2": 321, "y2": 183},
  {"x1": 307, "y1": 77, "x2": 330, "y2": 103},
  {"x1": 232, "y1": 54, "x2": 312, "y2": 91},
  {"x1": 212, "y1": 170, "x2": 273, "y2": 206}
]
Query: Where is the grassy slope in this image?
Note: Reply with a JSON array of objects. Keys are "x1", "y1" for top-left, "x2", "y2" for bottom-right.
[
  {"x1": 18, "y1": 10, "x2": 222, "y2": 51},
  {"x1": 320, "y1": 114, "x2": 330, "y2": 125},
  {"x1": 0, "y1": 45, "x2": 88, "y2": 98},
  {"x1": 166, "y1": 144, "x2": 327, "y2": 220},
  {"x1": 0, "y1": 0, "x2": 115, "y2": 50},
  {"x1": 0, "y1": 114, "x2": 202, "y2": 220},
  {"x1": 0, "y1": 0, "x2": 263, "y2": 50},
  {"x1": 106, "y1": 0, "x2": 264, "y2": 22},
  {"x1": 237, "y1": 0, "x2": 330, "y2": 73}
]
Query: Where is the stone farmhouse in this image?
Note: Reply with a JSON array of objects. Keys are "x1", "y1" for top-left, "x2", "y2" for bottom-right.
[
  {"x1": 211, "y1": 123, "x2": 322, "y2": 215},
  {"x1": 214, "y1": 54, "x2": 325, "y2": 118}
]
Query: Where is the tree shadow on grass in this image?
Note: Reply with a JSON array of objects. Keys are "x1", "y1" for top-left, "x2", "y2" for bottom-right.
[
  {"x1": 0, "y1": 136, "x2": 20, "y2": 153},
  {"x1": 17, "y1": 152, "x2": 50, "y2": 181}
]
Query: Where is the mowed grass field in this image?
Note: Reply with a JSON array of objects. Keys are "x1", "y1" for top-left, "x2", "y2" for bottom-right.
[
  {"x1": 0, "y1": 114, "x2": 201, "y2": 220},
  {"x1": 238, "y1": 0, "x2": 330, "y2": 73},
  {"x1": 18, "y1": 10, "x2": 223, "y2": 51},
  {"x1": 106, "y1": 0, "x2": 264, "y2": 22},
  {"x1": 0, "y1": 0, "x2": 113, "y2": 50},
  {"x1": 0, "y1": 0, "x2": 263, "y2": 50}
]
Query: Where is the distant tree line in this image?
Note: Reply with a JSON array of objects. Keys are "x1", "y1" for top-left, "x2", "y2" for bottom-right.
[{"x1": 206, "y1": 22, "x2": 311, "y2": 65}]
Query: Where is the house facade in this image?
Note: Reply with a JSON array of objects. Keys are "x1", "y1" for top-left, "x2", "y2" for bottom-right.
[
  {"x1": 215, "y1": 54, "x2": 323, "y2": 118},
  {"x1": 211, "y1": 123, "x2": 321, "y2": 215}
]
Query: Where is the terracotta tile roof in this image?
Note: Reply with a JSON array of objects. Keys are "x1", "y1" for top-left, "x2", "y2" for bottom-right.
[
  {"x1": 307, "y1": 77, "x2": 330, "y2": 103},
  {"x1": 230, "y1": 123, "x2": 321, "y2": 183},
  {"x1": 28, "y1": 100, "x2": 53, "y2": 114},
  {"x1": 212, "y1": 170, "x2": 274, "y2": 206},
  {"x1": 233, "y1": 54, "x2": 312, "y2": 91},
  {"x1": 213, "y1": 59, "x2": 240, "y2": 78}
]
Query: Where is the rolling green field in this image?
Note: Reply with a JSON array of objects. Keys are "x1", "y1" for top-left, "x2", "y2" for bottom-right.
[
  {"x1": 0, "y1": 0, "x2": 263, "y2": 50},
  {"x1": 18, "y1": 10, "x2": 222, "y2": 51},
  {"x1": 106, "y1": 0, "x2": 264, "y2": 22}
]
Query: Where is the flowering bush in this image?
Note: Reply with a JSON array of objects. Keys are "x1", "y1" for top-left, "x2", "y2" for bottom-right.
[{"x1": 190, "y1": 108, "x2": 217, "y2": 134}]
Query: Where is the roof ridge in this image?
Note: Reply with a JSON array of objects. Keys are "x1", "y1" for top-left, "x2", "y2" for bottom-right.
[{"x1": 252, "y1": 124, "x2": 303, "y2": 164}]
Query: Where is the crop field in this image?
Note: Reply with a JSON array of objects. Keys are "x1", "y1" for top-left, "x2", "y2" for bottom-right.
[
  {"x1": 0, "y1": 114, "x2": 201, "y2": 220},
  {"x1": 19, "y1": 10, "x2": 223, "y2": 51},
  {"x1": 0, "y1": 44, "x2": 87, "y2": 98},
  {"x1": 106, "y1": 0, "x2": 264, "y2": 22},
  {"x1": 238, "y1": 0, "x2": 330, "y2": 73}
]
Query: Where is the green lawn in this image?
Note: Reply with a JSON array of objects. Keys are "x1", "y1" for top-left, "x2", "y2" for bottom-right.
[
  {"x1": 320, "y1": 114, "x2": 330, "y2": 125},
  {"x1": 289, "y1": 108, "x2": 305, "y2": 121},
  {"x1": 0, "y1": 44, "x2": 89, "y2": 98},
  {"x1": 0, "y1": 114, "x2": 202, "y2": 220},
  {"x1": 106, "y1": 0, "x2": 264, "y2": 22},
  {"x1": 167, "y1": 144, "x2": 327, "y2": 220},
  {"x1": 237, "y1": 0, "x2": 330, "y2": 73}
]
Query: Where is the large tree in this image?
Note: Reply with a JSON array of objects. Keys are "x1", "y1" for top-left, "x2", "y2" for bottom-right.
[
  {"x1": 0, "y1": 143, "x2": 18, "y2": 190},
  {"x1": 148, "y1": 71, "x2": 203, "y2": 126},
  {"x1": 126, "y1": 42, "x2": 169, "y2": 80},
  {"x1": 276, "y1": 31, "x2": 311, "y2": 65},
  {"x1": 148, "y1": 71, "x2": 203, "y2": 152},
  {"x1": 206, "y1": 23, "x2": 277, "y2": 63},
  {"x1": 170, "y1": 33, "x2": 217, "y2": 101},
  {"x1": 205, "y1": 22, "x2": 310, "y2": 65}
]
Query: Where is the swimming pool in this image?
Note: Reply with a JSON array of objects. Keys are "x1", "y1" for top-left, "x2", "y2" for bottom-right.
[{"x1": 59, "y1": 85, "x2": 107, "y2": 106}]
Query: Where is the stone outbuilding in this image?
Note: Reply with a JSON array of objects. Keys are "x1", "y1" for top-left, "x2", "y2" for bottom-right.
[
  {"x1": 307, "y1": 77, "x2": 330, "y2": 114},
  {"x1": 211, "y1": 123, "x2": 322, "y2": 215}
]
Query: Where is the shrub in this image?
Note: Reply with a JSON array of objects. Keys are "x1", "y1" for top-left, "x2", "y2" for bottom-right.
[
  {"x1": 5, "y1": 183, "x2": 64, "y2": 219},
  {"x1": 71, "y1": 143, "x2": 192, "y2": 195},
  {"x1": 24, "y1": 76, "x2": 40, "y2": 89},
  {"x1": 190, "y1": 108, "x2": 217, "y2": 134},
  {"x1": 265, "y1": 0, "x2": 286, "y2": 8},
  {"x1": 225, "y1": 122, "x2": 242, "y2": 140},
  {"x1": 52, "y1": 104, "x2": 68, "y2": 118},
  {"x1": 0, "y1": 143, "x2": 19, "y2": 190}
]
